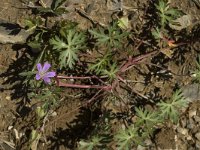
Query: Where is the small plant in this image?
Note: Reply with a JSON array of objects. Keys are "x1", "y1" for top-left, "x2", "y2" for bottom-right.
[
  {"x1": 50, "y1": 28, "x2": 86, "y2": 69},
  {"x1": 155, "y1": 0, "x2": 182, "y2": 28},
  {"x1": 114, "y1": 126, "x2": 143, "y2": 150},
  {"x1": 89, "y1": 22, "x2": 129, "y2": 48},
  {"x1": 15, "y1": 0, "x2": 191, "y2": 149},
  {"x1": 135, "y1": 107, "x2": 160, "y2": 134},
  {"x1": 78, "y1": 136, "x2": 107, "y2": 150},
  {"x1": 157, "y1": 90, "x2": 188, "y2": 123},
  {"x1": 102, "y1": 62, "x2": 119, "y2": 82},
  {"x1": 152, "y1": 0, "x2": 183, "y2": 58},
  {"x1": 88, "y1": 53, "x2": 112, "y2": 75}
]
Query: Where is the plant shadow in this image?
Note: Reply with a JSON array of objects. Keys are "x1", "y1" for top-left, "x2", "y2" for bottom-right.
[
  {"x1": 47, "y1": 107, "x2": 101, "y2": 149},
  {"x1": 0, "y1": 45, "x2": 36, "y2": 116}
]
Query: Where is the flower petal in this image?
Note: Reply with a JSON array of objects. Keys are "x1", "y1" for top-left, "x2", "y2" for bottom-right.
[
  {"x1": 43, "y1": 77, "x2": 51, "y2": 84},
  {"x1": 44, "y1": 72, "x2": 56, "y2": 78},
  {"x1": 37, "y1": 63, "x2": 42, "y2": 72},
  {"x1": 42, "y1": 62, "x2": 51, "y2": 72},
  {"x1": 36, "y1": 73, "x2": 41, "y2": 80}
]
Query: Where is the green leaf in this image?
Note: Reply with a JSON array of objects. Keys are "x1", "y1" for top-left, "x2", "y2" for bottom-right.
[
  {"x1": 88, "y1": 53, "x2": 111, "y2": 75},
  {"x1": 157, "y1": 90, "x2": 188, "y2": 123},
  {"x1": 24, "y1": 17, "x2": 43, "y2": 32},
  {"x1": 19, "y1": 71, "x2": 37, "y2": 77},
  {"x1": 50, "y1": 35, "x2": 68, "y2": 51},
  {"x1": 78, "y1": 136, "x2": 103, "y2": 150},
  {"x1": 135, "y1": 107, "x2": 160, "y2": 126},
  {"x1": 155, "y1": 0, "x2": 182, "y2": 28},
  {"x1": 36, "y1": 7, "x2": 53, "y2": 14},
  {"x1": 50, "y1": 29, "x2": 86, "y2": 69},
  {"x1": 28, "y1": 40, "x2": 42, "y2": 51},
  {"x1": 117, "y1": 16, "x2": 130, "y2": 30},
  {"x1": 53, "y1": 7, "x2": 68, "y2": 15},
  {"x1": 89, "y1": 22, "x2": 129, "y2": 48},
  {"x1": 102, "y1": 62, "x2": 118, "y2": 81},
  {"x1": 115, "y1": 126, "x2": 142, "y2": 150},
  {"x1": 36, "y1": 106, "x2": 46, "y2": 118},
  {"x1": 51, "y1": 0, "x2": 66, "y2": 10},
  {"x1": 151, "y1": 27, "x2": 163, "y2": 40}
]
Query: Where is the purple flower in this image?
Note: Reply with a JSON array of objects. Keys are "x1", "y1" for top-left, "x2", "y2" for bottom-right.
[{"x1": 36, "y1": 62, "x2": 56, "y2": 84}]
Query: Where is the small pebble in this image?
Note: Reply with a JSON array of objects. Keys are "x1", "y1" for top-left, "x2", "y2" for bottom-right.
[
  {"x1": 196, "y1": 140, "x2": 200, "y2": 149},
  {"x1": 50, "y1": 111, "x2": 57, "y2": 117},
  {"x1": 177, "y1": 127, "x2": 188, "y2": 135},
  {"x1": 194, "y1": 116, "x2": 200, "y2": 123},
  {"x1": 186, "y1": 135, "x2": 192, "y2": 141},
  {"x1": 13, "y1": 128, "x2": 19, "y2": 139},
  {"x1": 4, "y1": 77, "x2": 8, "y2": 81},
  {"x1": 180, "y1": 117, "x2": 187, "y2": 128},
  {"x1": 182, "y1": 84, "x2": 200, "y2": 102},
  {"x1": 137, "y1": 145, "x2": 146, "y2": 150},
  {"x1": 144, "y1": 139, "x2": 152, "y2": 146},
  {"x1": 8, "y1": 126, "x2": 13, "y2": 130},
  {"x1": 187, "y1": 118, "x2": 195, "y2": 129},
  {"x1": 19, "y1": 132, "x2": 24, "y2": 138},
  {"x1": 188, "y1": 147, "x2": 195, "y2": 150},
  {"x1": 6, "y1": 96, "x2": 11, "y2": 100},
  {"x1": 189, "y1": 109, "x2": 197, "y2": 118},
  {"x1": 134, "y1": 83, "x2": 145, "y2": 92},
  {"x1": 195, "y1": 132, "x2": 200, "y2": 141}
]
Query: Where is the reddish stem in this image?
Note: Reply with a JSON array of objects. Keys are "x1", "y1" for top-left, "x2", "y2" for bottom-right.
[
  {"x1": 56, "y1": 79, "x2": 112, "y2": 91},
  {"x1": 120, "y1": 50, "x2": 158, "y2": 72}
]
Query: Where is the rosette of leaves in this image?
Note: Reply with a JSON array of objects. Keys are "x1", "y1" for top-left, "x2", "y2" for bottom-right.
[
  {"x1": 88, "y1": 56, "x2": 119, "y2": 81},
  {"x1": 78, "y1": 136, "x2": 105, "y2": 150},
  {"x1": 157, "y1": 90, "x2": 188, "y2": 123},
  {"x1": 50, "y1": 27, "x2": 86, "y2": 69},
  {"x1": 88, "y1": 53, "x2": 111, "y2": 75},
  {"x1": 102, "y1": 62, "x2": 119, "y2": 82},
  {"x1": 135, "y1": 107, "x2": 160, "y2": 135},
  {"x1": 114, "y1": 126, "x2": 143, "y2": 150},
  {"x1": 155, "y1": 0, "x2": 182, "y2": 28},
  {"x1": 89, "y1": 22, "x2": 129, "y2": 49}
]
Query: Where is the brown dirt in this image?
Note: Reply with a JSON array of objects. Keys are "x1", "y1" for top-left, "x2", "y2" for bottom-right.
[{"x1": 0, "y1": 0, "x2": 200, "y2": 150}]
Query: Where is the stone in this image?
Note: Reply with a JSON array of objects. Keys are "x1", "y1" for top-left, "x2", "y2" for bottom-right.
[
  {"x1": 50, "y1": 111, "x2": 57, "y2": 117},
  {"x1": 194, "y1": 116, "x2": 200, "y2": 123},
  {"x1": 195, "y1": 132, "x2": 200, "y2": 141},
  {"x1": 13, "y1": 128, "x2": 19, "y2": 139},
  {"x1": 180, "y1": 117, "x2": 187, "y2": 128},
  {"x1": 189, "y1": 110, "x2": 197, "y2": 118},
  {"x1": 0, "y1": 20, "x2": 32, "y2": 44},
  {"x1": 196, "y1": 140, "x2": 200, "y2": 149},
  {"x1": 134, "y1": 82, "x2": 145, "y2": 92},
  {"x1": 8, "y1": 126, "x2": 13, "y2": 130},
  {"x1": 182, "y1": 84, "x2": 200, "y2": 102},
  {"x1": 186, "y1": 135, "x2": 192, "y2": 141},
  {"x1": 137, "y1": 145, "x2": 146, "y2": 150},
  {"x1": 187, "y1": 118, "x2": 195, "y2": 129},
  {"x1": 5, "y1": 96, "x2": 11, "y2": 100},
  {"x1": 169, "y1": 15, "x2": 193, "y2": 31},
  {"x1": 177, "y1": 127, "x2": 188, "y2": 135},
  {"x1": 144, "y1": 139, "x2": 152, "y2": 146}
]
